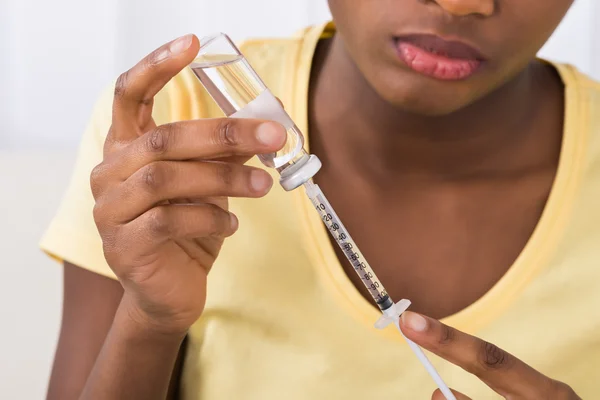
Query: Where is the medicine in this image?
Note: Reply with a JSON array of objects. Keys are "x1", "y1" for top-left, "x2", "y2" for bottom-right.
[{"x1": 190, "y1": 33, "x2": 321, "y2": 191}]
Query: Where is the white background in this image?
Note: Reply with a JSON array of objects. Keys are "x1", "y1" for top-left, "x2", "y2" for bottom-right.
[
  {"x1": 1, "y1": 0, "x2": 599, "y2": 149},
  {"x1": 1, "y1": 1, "x2": 599, "y2": 398}
]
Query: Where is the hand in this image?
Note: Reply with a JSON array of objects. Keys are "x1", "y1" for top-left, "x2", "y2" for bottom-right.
[
  {"x1": 90, "y1": 34, "x2": 286, "y2": 335},
  {"x1": 400, "y1": 311, "x2": 581, "y2": 400}
]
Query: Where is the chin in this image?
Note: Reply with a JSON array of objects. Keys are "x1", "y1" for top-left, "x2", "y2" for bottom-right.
[
  {"x1": 392, "y1": 94, "x2": 471, "y2": 116},
  {"x1": 376, "y1": 78, "x2": 478, "y2": 117}
]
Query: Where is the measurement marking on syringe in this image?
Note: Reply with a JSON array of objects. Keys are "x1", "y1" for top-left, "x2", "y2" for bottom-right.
[{"x1": 312, "y1": 197, "x2": 390, "y2": 307}]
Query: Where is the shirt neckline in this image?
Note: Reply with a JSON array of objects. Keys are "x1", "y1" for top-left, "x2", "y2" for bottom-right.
[{"x1": 291, "y1": 22, "x2": 589, "y2": 341}]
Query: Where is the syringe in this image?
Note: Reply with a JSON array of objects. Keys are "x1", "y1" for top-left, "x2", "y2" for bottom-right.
[
  {"x1": 191, "y1": 32, "x2": 457, "y2": 400},
  {"x1": 304, "y1": 180, "x2": 392, "y2": 311},
  {"x1": 304, "y1": 180, "x2": 456, "y2": 400}
]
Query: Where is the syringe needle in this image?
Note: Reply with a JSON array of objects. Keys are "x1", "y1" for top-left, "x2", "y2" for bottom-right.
[{"x1": 303, "y1": 180, "x2": 457, "y2": 400}]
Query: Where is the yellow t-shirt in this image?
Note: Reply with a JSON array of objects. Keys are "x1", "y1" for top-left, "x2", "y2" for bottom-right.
[{"x1": 41, "y1": 22, "x2": 600, "y2": 399}]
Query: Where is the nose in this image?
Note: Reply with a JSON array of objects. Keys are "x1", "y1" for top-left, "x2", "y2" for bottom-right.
[{"x1": 428, "y1": 0, "x2": 495, "y2": 17}]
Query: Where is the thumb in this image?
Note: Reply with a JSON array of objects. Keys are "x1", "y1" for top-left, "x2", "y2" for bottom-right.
[{"x1": 110, "y1": 34, "x2": 200, "y2": 143}]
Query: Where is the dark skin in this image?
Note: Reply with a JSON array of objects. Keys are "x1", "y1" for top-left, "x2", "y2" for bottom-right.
[
  {"x1": 313, "y1": 0, "x2": 569, "y2": 318},
  {"x1": 47, "y1": 264, "x2": 186, "y2": 399},
  {"x1": 49, "y1": 0, "x2": 582, "y2": 399}
]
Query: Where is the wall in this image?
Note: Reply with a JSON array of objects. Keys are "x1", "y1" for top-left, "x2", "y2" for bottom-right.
[
  {"x1": 0, "y1": 1, "x2": 599, "y2": 399},
  {"x1": 539, "y1": 0, "x2": 596, "y2": 74},
  {"x1": 0, "y1": 0, "x2": 120, "y2": 149}
]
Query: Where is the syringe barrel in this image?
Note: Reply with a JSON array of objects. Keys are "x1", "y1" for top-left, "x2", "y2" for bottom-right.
[{"x1": 190, "y1": 33, "x2": 320, "y2": 190}]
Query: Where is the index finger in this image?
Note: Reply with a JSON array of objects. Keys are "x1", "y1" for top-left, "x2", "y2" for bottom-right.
[
  {"x1": 111, "y1": 34, "x2": 200, "y2": 139},
  {"x1": 400, "y1": 311, "x2": 552, "y2": 399},
  {"x1": 103, "y1": 118, "x2": 287, "y2": 181}
]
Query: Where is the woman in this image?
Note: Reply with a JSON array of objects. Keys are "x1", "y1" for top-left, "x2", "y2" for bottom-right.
[{"x1": 42, "y1": 0, "x2": 597, "y2": 398}]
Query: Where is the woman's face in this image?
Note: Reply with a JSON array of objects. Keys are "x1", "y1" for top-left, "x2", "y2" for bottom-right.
[{"x1": 327, "y1": 0, "x2": 574, "y2": 115}]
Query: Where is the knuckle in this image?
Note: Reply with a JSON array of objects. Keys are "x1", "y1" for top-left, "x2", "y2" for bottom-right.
[
  {"x1": 438, "y1": 323, "x2": 455, "y2": 346},
  {"x1": 478, "y1": 341, "x2": 512, "y2": 371},
  {"x1": 141, "y1": 162, "x2": 166, "y2": 192},
  {"x1": 92, "y1": 202, "x2": 105, "y2": 226},
  {"x1": 90, "y1": 163, "x2": 109, "y2": 199},
  {"x1": 114, "y1": 71, "x2": 130, "y2": 99},
  {"x1": 146, "y1": 207, "x2": 170, "y2": 236},
  {"x1": 90, "y1": 167, "x2": 102, "y2": 198},
  {"x1": 214, "y1": 119, "x2": 240, "y2": 147},
  {"x1": 214, "y1": 162, "x2": 235, "y2": 186},
  {"x1": 93, "y1": 199, "x2": 116, "y2": 235},
  {"x1": 147, "y1": 125, "x2": 173, "y2": 154}
]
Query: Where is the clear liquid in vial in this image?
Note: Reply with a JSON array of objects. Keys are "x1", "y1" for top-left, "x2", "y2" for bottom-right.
[{"x1": 191, "y1": 55, "x2": 304, "y2": 170}]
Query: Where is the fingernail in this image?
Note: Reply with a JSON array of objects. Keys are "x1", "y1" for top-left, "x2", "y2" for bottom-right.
[
  {"x1": 229, "y1": 213, "x2": 239, "y2": 232},
  {"x1": 250, "y1": 170, "x2": 272, "y2": 193},
  {"x1": 256, "y1": 122, "x2": 285, "y2": 146},
  {"x1": 402, "y1": 311, "x2": 428, "y2": 332},
  {"x1": 170, "y1": 34, "x2": 193, "y2": 54}
]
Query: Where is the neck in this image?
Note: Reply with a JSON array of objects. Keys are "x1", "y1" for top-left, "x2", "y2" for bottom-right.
[{"x1": 309, "y1": 35, "x2": 563, "y2": 183}]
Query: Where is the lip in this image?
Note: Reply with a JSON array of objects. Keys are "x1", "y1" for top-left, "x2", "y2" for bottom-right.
[{"x1": 394, "y1": 34, "x2": 486, "y2": 81}]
